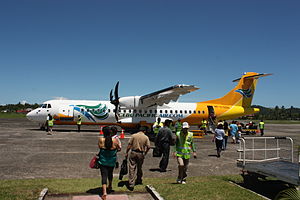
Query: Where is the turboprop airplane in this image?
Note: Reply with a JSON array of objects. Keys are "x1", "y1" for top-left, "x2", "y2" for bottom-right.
[{"x1": 26, "y1": 72, "x2": 271, "y2": 131}]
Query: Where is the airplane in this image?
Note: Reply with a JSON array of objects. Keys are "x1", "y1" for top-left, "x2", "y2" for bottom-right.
[{"x1": 26, "y1": 72, "x2": 271, "y2": 132}]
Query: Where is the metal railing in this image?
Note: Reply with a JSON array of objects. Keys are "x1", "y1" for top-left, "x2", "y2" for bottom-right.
[{"x1": 237, "y1": 136, "x2": 294, "y2": 166}]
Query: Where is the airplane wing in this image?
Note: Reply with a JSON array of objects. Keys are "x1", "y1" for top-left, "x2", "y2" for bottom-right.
[{"x1": 139, "y1": 84, "x2": 199, "y2": 107}]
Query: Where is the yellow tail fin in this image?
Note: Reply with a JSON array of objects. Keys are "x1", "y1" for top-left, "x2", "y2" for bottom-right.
[{"x1": 202, "y1": 72, "x2": 271, "y2": 107}]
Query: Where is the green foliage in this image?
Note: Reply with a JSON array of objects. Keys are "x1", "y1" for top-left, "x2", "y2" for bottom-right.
[{"x1": 251, "y1": 105, "x2": 300, "y2": 120}]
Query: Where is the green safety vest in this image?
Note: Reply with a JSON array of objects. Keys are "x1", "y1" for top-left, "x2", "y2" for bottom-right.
[
  {"x1": 153, "y1": 122, "x2": 164, "y2": 134},
  {"x1": 259, "y1": 122, "x2": 265, "y2": 129},
  {"x1": 48, "y1": 118, "x2": 54, "y2": 127},
  {"x1": 175, "y1": 122, "x2": 182, "y2": 132},
  {"x1": 175, "y1": 131, "x2": 195, "y2": 159},
  {"x1": 77, "y1": 116, "x2": 82, "y2": 125},
  {"x1": 201, "y1": 120, "x2": 207, "y2": 128}
]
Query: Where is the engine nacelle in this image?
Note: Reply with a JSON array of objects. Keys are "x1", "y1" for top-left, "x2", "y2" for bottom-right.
[{"x1": 119, "y1": 96, "x2": 142, "y2": 108}]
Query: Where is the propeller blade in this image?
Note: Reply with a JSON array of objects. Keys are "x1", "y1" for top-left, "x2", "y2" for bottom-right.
[
  {"x1": 114, "y1": 81, "x2": 119, "y2": 101},
  {"x1": 110, "y1": 89, "x2": 113, "y2": 102}
]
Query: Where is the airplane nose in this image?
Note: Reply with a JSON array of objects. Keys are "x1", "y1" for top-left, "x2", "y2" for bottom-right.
[{"x1": 26, "y1": 110, "x2": 35, "y2": 121}]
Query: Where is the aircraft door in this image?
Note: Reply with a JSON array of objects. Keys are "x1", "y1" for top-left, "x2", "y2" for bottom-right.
[{"x1": 207, "y1": 106, "x2": 216, "y2": 132}]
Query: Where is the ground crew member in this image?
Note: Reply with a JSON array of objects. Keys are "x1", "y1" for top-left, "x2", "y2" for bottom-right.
[
  {"x1": 259, "y1": 120, "x2": 265, "y2": 136},
  {"x1": 175, "y1": 119, "x2": 182, "y2": 133},
  {"x1": 155, "y1": 120, "x2": 174, "y2": 172},
  {"x1": 174, "y1": 122, "x2": 196, "y2": 184},
  {"x1": 125, "y1": 126, "x2": 150, "y2": 191},
  {"x1": 47, "y1": 114, "x2": 54, "y2": 135},
  {"x1": 201, "y1": 119, "x2": 207, "y2": 134},
  {"x1": 153, "y1": 118, "x2": 163, "y2": 136},
  {"x1": 77, "y1": 115, "x2": 82, "y2": 132}
]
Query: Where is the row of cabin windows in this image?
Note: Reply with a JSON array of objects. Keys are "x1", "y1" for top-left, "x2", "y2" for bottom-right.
[{"x1": 81, "y1": 108, "x2": 205, "y2": 115}]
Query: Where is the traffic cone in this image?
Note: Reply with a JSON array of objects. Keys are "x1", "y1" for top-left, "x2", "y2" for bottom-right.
[
  {"x1": 99, "y1": 126, "x2": 104, "y2": 135},
  {"x1": 120, "y1": 129, "x2": 125, "y2": 139}
]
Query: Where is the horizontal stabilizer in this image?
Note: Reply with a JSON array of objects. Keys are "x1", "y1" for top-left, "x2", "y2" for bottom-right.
[{"x1": 232, "y1": 73, "x2": 273, "y2": 82}]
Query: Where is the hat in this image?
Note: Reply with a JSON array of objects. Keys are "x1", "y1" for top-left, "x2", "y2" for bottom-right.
[{"x1": 182, "y1": 122, "x2": 189, "y2": 129}]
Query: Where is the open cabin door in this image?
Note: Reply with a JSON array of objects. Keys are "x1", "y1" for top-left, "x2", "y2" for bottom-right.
[{"x1": 207, "y1": 106, "x2": 216, "y2": 132}]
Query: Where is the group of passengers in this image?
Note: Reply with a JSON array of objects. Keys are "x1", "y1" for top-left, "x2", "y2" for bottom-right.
[{"x1": 97, "y1": 119, "x2": 196, "y2": 200}]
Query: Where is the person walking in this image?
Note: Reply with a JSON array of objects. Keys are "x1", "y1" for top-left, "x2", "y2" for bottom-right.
[
  {"x1": 174, "y1": 122, "x2": 196, "y2": 184},
  {"x1": 222, "y1": 121, "x2": 229, "y2": 150},
  {"x1": 213, "y1": 123, "x2": 225, "y2": 157},
  {"x1": 229, "y1": 121, "x2": 238, "y2": 144},
  {"x1": 77, "y1": 115, "x2": 82, "y2": 132},
  {"x1": 47, "y1": 114, "x2": 54, "y2": 135},
  {"x1": 98, "y1": 126, "x2": 121, "y2": 200},
  {"x1": 200, "y1": 119, "x2": 207, "y2": 134},
  {"x1": 155, "y1": 120, "x2": 175, "y2": 172},
  {"x1": 259, "y1": 120, "x2": 265, "y2": 136},
  {"x1": 153, "y1": 118, "x2": 163, "y2": 136},
  {"x1": 125, "y1": 126, "x2": 150, "y2": 190}
]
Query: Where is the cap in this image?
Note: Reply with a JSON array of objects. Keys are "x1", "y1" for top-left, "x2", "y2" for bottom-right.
[{"x1": 182, "y1": 122, "x2": 189, "y2": 129}]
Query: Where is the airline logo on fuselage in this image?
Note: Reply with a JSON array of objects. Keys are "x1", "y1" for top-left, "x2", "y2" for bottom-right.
[
  {"x1": 119, "y1": 113, "x2": 184, "y2": 118},
  {"x1": 73, "y1": 104, "x2": 109, "y2": 122},
  {"x1": 235, "y1": 89, "x2": 252, "y2": 98}
]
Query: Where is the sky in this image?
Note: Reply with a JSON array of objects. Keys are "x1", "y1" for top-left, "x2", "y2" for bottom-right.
[{"x1": 0, "y1": 0, "x2": 299, "y2": 108}]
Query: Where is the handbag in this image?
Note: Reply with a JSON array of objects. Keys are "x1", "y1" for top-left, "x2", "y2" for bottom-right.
[
  {"x1": 119, "y1": 158, "x2": 128, "y2": 180},
  {"x1": 152, "y1": 146, "x2": 162, "y2": 157},
  {"x1": 89, "y1": 155, "x2": 100, "y2": 169}
]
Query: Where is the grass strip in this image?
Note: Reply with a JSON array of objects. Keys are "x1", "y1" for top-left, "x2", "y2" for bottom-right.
[{"x1": 0, "y1": 175, "x2": 264, "y2": 200}]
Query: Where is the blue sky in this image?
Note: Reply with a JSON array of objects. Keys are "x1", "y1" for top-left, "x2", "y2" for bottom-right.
[{"x1": 0, "y1": 0, "x2": 299, "y2": 107}]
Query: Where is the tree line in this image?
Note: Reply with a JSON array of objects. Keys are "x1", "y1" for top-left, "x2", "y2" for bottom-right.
[
  {"x1": 251, "y1": 105, "x2": 300, "y2": 120},
  {"x1": 0, "y1": 102, "x2": 40, "y2": 112}
]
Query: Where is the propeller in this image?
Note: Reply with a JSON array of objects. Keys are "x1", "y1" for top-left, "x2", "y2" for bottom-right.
[{"x1": 110, "y1": 81, "x2": 120, "y2": 122}]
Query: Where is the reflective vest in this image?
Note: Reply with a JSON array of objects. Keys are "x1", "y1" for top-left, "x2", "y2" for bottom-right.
[
  {"x1": 153, "y1": 122, "x2": 163, "y2": 134},
  {"x1": 175, "y1": 122, "x2": 182, "y2": 132},
  {"x1": 48, "y1": 118, "x2": 54, "y2": 127},
  {"x1": 201, "y1": 120, "x2": 207, "y2": 128},
  {"x1": 259, "y1": 122, "x2": 265, "y2": 129},
  {"x1": 77, "y1": 116, "x2": 82, "y2": 125},
  {"x1": 175, "y1": 131, "x2": 195, "y2": 159}
]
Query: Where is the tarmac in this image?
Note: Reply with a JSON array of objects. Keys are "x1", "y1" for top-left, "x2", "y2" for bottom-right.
[{"x1": 0, "y1": 118, "x2": 299, "y2": 199}]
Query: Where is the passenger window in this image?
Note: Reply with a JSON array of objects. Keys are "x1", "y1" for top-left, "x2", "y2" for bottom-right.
[
  {"x1": 184, "y1": 110, "x2": 187, "y2": 114},
  {"x1": 124, "y1": 110, "x2": 126, "y2": 113},
  {"x1": 149, "y1": 110, "x2": 152, "y2": 113},
  {"x1": 189, "y1": 110, "x2": 192, "y2": 114},
  {"x1": 81, "y1": 109, "x2": 84, "y2": 112},
  {"x1": 175, "y1": 110, "x2": 178, "y2": 114},
  {"x1": 134, "y1": 109, "x2": 137, "y2": 113},
  {"x1": 170, "y1": 110, "x2": 173, "y2": 114},
  {"x1": 154, "y1": 110, "x2": 157, "y2": 114},
  {"x1": 129, "y1": 110, "x2": 131, "y2": 113},
  {"x1": 145, "y1": 110, "x2": 147, "y2": 114},
  {"x1": 198, "y1": 111, "x2": 201, "y2": 114},
  {"x1": 160, "y1": 110, "x2": 162, "y2": 113},
  {"x1": 202, "y1": 111, "x2": 205, "y2": 114},
  {"x1": 193, "y1": 110, "x2": 196, "y2": 114},
  {"x1": 139, "y1": 110, "x2": 142, "y2": 113},
  {"x1": 108, "y1": 109, "x2": 110, "y2": 113},
  {"x1": 165, "y1": 110, "x2": 168, "y2": 113},
  {"x1": 180, "y1": 110, "x2": 182, "y2": 114}
]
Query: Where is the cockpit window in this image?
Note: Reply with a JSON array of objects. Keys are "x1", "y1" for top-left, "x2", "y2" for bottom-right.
[
  {"x1": 41, "y1": 104, "x2": 47, "y2": 108},
  {"x1": 47, "y1": 104, "x2": 52, "y2": 108}
]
